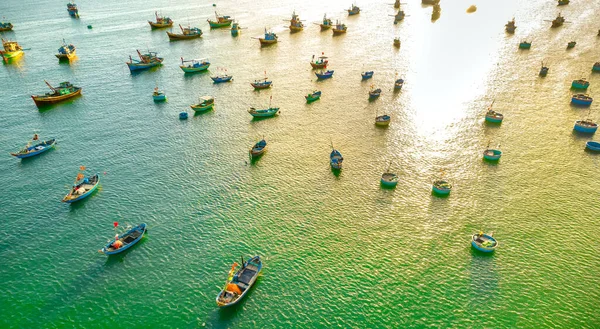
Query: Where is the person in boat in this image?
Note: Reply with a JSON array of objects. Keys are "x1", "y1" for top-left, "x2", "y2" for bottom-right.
[{"x1": 112, "y1": 234, "x2": 124, "y2": 249}]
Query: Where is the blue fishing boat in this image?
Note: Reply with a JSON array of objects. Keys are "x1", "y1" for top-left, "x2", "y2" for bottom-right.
[
  {"x1": 305, "y1": 90, "x2": 322, "y2": 102},
  {"x1": 230, "y1": 21, "x2": 242, "y2": 36},
  {"x1": 250, "y1": 76, "x2": 272, "y2": 89},
  {"x1": 484, "y1": 101, "x2": 503, "y2": 123},
  {"x1": 62, "y1": 170, "x2": 99, "y2": 203},
  {"x1": 126, "y1": 50, "x2": 163, "y2": 72},
  {"x1": 101, "y1": 223, "x2": 147, "y2": 255},
  {"x1": 380, "y1": 163, "x2": 398, "y2": 187},
  {"x1": 571, "y1": 94, "x2": 593, "y2": 106},
  {"x1": 0, "y1": 21, "x2": 13, "y2": 32},
  {"x1": 180, "y1": 58, "x2": 210, "y2": 73},
  {"x1": 593, "y1": 62, "x2": 600, "y2": 72},
  {"x1": 55, "y1": 40, "x2": 76, "y2": 60},
  {"x1": 67, "y1": 2, "x2": 79, "y2": 18},
  {"x1": 248, "y1": 107, "x2": 279, "y2": 118},
  {"x1": 586, "y1": 141, "x2": 600, "y2": 152},
  {"x1": 152, "y1": 87, "x2": 166, "y2": 102},
  {"x1": 573, "y1": 119, "x2": 598, "y2": 134},
  {"x1": 432, "y1": 179, "x2": 452, "y2": 195},
  {"x1": 483, "y1": 148, "x2": 502, "y2": 161},
  {"x1": 216, "y1": 256, "x2": 262, "y2": 307},
  {"x1": 250, "y1": 139, "x2": 267, "y2": 158},
  {"x1": 315, "y1": 70, "x2": 334, "y2": 79},
  {"x1": 571, "y1": 78, "x2": 589, "y2": 90},
  {"x1": 191, "y1": 96, "x2": 215, "y2": 113},
  {"x1": 361, "y1": 71, "x2": 374, "y2": 80},
  {"x1": 369, "y1": 87, "x2": 382, "y2": 99},
  {"x1": 211, "y1": 73, "x2": 233, "y2": 83},
  {"x1": 394, "y1": 78, "x2": 404, "y2": 90},
  {"x1": 471, "y1": 232, "x2": 498, "y2": 253},
  {"x1": 179, "y1": 111, "x2": 188, "y2": 119},
  {"x1": 11, "y1": 135, "x2": 56, "y2": 159},
  {"x1": 330, "y1": 147, "x2": 343, "y2": 170}
]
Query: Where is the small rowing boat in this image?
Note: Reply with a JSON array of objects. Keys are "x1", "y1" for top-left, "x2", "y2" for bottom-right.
[
  {"x1": 62, "y1": 168, "x2": 99, "y2": 203},
  {"x1": 585, "y1": 141, "x2": 600, "y2": 152},
  {"x1": 332, "y1": 20, "x2": 347, "y2": 34},
  {"x1": 152, "y1": 87, "x2": 166, "y2": 102},
  {"x1": 369, "y1": 86, "x2": 382, "y2": 99},
  {"x1": 1, "y1": 38, "x2": 24, "y2": 62},
  {"x1": 315, "y1": 70, "x2": 334, "y2": 79},
  {"x1": 330, "y1": 147, "x2": 343, "y2": 170},
  {"x1": 216, "y1": 256, "x2": 262, "y2": 307},
  {"x1": 361, "y1": 71, "x2": 374, "y2": 80},
  {"x1": 11, "y1": 134, "x2": 56, "y2": 159},
  {"x1": 191, "y1": 96, "x2": 215, "y2": 113},
  {"x1": 55, "y1": 40, "x2": 76, "y2": 60},
  {"x1": 179, "y1": 111, "x2": 188, "y2": 120},
  {"x1": 167, "y1": 24, "x2": 202, "y2": 40},
  {"x1": 148, "y1": 11, "x2": 173, "y2": 29},
  {"x1": 310, "y1": 54, "x2": 328, "y2": 69},
  {"x1": 571, "y1": 94, "x2": 592, "y2": 106},
  {"x1": 539, "y1": 62, "x2": 549, "y2": 77},
  {"x1": 0, "y1": 21, "x2": 14, "y2": 32},
  {"x1": 380, "y1": 163, "x2": 398, "y2": 187},
  {"x1": 593, "y1": 62, "x2": 600, "y2": 72},
  {"x1": 573, "y1": 119, "x2": 598, "y2": 134},
  {"x1": 571, "y1": 78, "x2": 589, "y2": 89},
  {"x1": 305, "y1": 90, "x2": 322, "y2": 102},
  {"x1": 348, "y1": 3, "x2": 360, "y2": 15},
  {"x1": 432, "y1": 179, "x2": 452, "y2": 195},
  {"x1": 289, "y1": 10, "x2": 304, "y2": 32},
  {"x1": 519, "y1": 41, "x2": 531, "y2": 49},
  {"x1": 258, "y1": 28, "x2": 278, "y2": 45},
  {"x1": 484, "y1": 101, "x2": 503, "y2": 123},
  {"x1": 101, "y1": 223, "x2": 147, "y2": 255},
  {"x1": 67, "y1": 2, "x2": 79, "y2": 18},
  {"x1": 208, "y1": 12, "x2": 233, "y2": 28},
  {"x1": 126, "y1": 50, "x2": 163, "y2": 72},
  {"x1": 505, "y1": 18, "x2": 516, "y2": 33},
  {"x1": 180, "y1": 58, "x2": 210, "y2": 73},
  {"x1": 567, "y1": 41, "x2": 576, "y2": 49},
  {"x1": 249, "y1": 139, "x2": 267, "y2": 158},
  {"x1": 31, "y1": 81, "x2": 82, "y2": 107},
  {"x1": 483, "y1": 143, "x2": 502, "y2": 161},
  {"x1": 251, "y1": 74, "x2": 272, "y2": 89},
  {"x1": 231, "y1": 20, "x2": 242, "y2": 36},
  {"x1": 471, "y1": 232, "x2": 498, "y2": 253},
  {"x1": 394, "y1": 78, "x2": 404, "y2": 90},
  {"x1": 375, "y1": 114, "x2": 391, "y2": 126}
]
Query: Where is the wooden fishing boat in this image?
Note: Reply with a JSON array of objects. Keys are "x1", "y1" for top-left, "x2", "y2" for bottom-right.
[
  {"x1": 394, "y1": 38, "x2": 401, "y2": 48},
  {"x1": 392, "y1": 10, "x2": 405, "y2": 24},
  {"x1": 167, "y1": 24, "x2": 202, "y2": 40},
  {"x1": 31, "y1": 81, "x2": 81, "y2": 107},
  {"x1": 361, "y1": 71, "x2": 374, "y2": 80},
  {"x1": 571, "y1": 78, "x2": 589, "y2": 89},
  {"x1": 180, "y1": 58, "x2": 210, "y2": 73},
  {"x1": 148, "y1": 11, "x2": 172, "y2": 29},
  {"x1": 191, "y1": 96, "x2": 215, "y2": 113},
  {"x1": 179, "y1": 111, "x2": 188, "y2": 119},
  {"x1": 250, "y1": 75, "x2": 272, "y2": 89},
  {"x1": 258, "y1": 29, "x2": 278, "y2": 45},
  {"x1": 211, "y1": 74, "x2": 233, "y2": 83},
  {"x1": 289, "y1": 10, "x2": 304, "y2": 32},
  {"x1": 567, "y1": 41, "x2": 576, "y2": 49},
  {"x1": 585, "y1": 141, "x2": 600, "y2": 152},
  {"x1": 67, "y1": 2, "x2": 79, "y2": 18},
  {"x1": 62, "y1": 171, "x2": 99, "y2": 203},
  {"x1": 0, "y1": 21, "x2": 13, "y2": 32},
  {"x1": 101, "y1": 223, "x2": 147, "y2": 255},
  {"x1": 348, "y1": 4, "x2": 360, "y2": 15},
  {"x1": 152, "y1": 87, "x2": 166, "y2": 102},
  {"x1": 1, "y1": 38, "x2": 24, "y2": 62},
  {"x1": 208, "y1": 12, "x2": 233, "y2": 28},
  {"x1": 248, "y1": 107, "x2": 279, "y2": 118},
  {"x1": 369, "y1": 87, "x2": 382, "y2": 99},
  {"x1": 573, "y1": 119, "x2": 598, "y2": 134},
  {"x1": 332, "y1": 20, "x2": 347, "y2": 34},
  {"x1": 484, "y1": 101, "x2": 503, "y2": 123},
  {"x1": 571, "y1": 94, "x2": 592, "y2": 106},
  {"x1": 318, "y1": 14, "x2": 333, "y2": 30},
  {"x1": 310, "y1": 54, "x2": 328, "y2": 69},
  {"x1": 330, "y1": 148, "x2": 343, "y2": 170},
  {"x1": 315, "y1": 70, "x2": 334, "y2": 79},
  {"x1": 216, "y1": 256, "x2": 262, "y2": 307},
  {"x1": 375, "y1": 114, "x2": 391, "y2": 126},
  {"x1": 305, "y1": 90, "x2": 322, "y2": 102},
  {"x1": 432, "y1": 179, "x2": 452, "y2": 195},
  {"x1": 471, "y1": 232, "x2": 498, "y2": 253},
  {"x1": 483, "y1": 147, "x2": 502, "y2": 161},
  {"x1": 249, "y1": 139, "x2": 267, "y2": 158},
  {"x1": 126, "y1": 50, "x2": 163, "y2": 72},
  {"x1": 505, "y1": 18, "x2": 516, "y2": 33},
  {"x1": 593, "y1": 62, "x2": 600, "y2": 72},
  {"x1": 55, "y1": 40, "x2": 76, "y2": 60},
  {"x1": 394, "y1": 78, "x2": 404, "y2": 90},
  {"x1": 558, "y1": 0, "x2": 569, "y2": 5},
  {"x1": 519, "y1": 41, "x2": 531, "y2": 49},
  {"x1": 539, "y1": 62, "x2": 549, "y2": 77},
  {"x1": 11, "y1": 135, "x2": 56, "y2": 159},
  {"x1": 550, "y1": 13, "x2": 565, "y2": 28}
]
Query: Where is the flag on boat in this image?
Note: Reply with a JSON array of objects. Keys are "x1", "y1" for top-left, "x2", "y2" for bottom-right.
[
  {"x1": 76, "y1": 173, "x2": 84, "y2": 181},
  {"x1": 113, "y1": 222, "x2": 119, "y2": 228}
]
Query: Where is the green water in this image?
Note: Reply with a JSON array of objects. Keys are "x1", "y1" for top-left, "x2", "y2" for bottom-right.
[{"x1": 1, "y1": 0, "x2": 600, "y2": 327}]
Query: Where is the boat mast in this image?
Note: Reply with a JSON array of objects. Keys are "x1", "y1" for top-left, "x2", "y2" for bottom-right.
[{"x1": 44, "y1": 80, "x2": 57, "y2": 92}]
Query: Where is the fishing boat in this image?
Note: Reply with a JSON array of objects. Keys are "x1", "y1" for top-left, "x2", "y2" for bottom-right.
[
  {"x1": 62, "y1": 169, "x2": 99, "y2": 203},
  {"x1": 148, "y1": 11, "x2": 173, "y2": 29},
  {"x1": 211, "y1": 73, "x2": 233, "y2": 83},
  {"x1": 394, "y1": 78, "x2": 404, "y2": 90},
  {"x1": 505, "y1": 18, "x2": 516, "y2": 33},
  {"x1": 392, "y1": 10, "x2": 405, "y2": 24},
  {"x1": 230, "y1": 21, "x2": 242, "y2": 36},
  {"x1": 249, "y1": 139, "x2": 267, "y2": 158},
  {"x1": 55, "y1": 40, "x2": 76, "y2": 60},
  {"x1": 573, "y1": 119, "x2": 598, "y2": 134},
  {"x1": 251, "y1": 78, "x2": 272, "y2": 90},
  {"x1": 592, "y1": 62, "x2": 600, "y2": 72},
  {"x1": 310, "y1": 54, "x2": 328, "y2": 69},
  {"x1": 1, "y1": 38, "x2": 24, "y2": 62},
  {"x1": 67, "y1": 2, "x2": 79, "y2": 18},
  {"x1": 10, "y1": 135, "x2": 56, "y2": 159},
  {"x1": 318, "y1": 14, "x2": 333, "y2": 30},
  {"x1": 101, "y1": 223, "x2": 147, "y2": 255},
  {"x1": 571, "y1": 94, "x2": 593, "y2": 106},
  {"x1": 305, "y1": 90, "x2": 322, "y2": 102},
  {"x1": 179, "y1": 58, "x2": 210, "y2": 73},
  {"x1": 315, "y1": 70, "x2": 334, "y2": 79},
  {"x1": 539, "y1": 62, "x2": 549, "y2": 77},
  {"x1": 208, "y1": 12, "x2": 233, "y2": 28},
  {"x1": 330, "y1": 148, "x2": 343, "y2": 170},
  {"x1": 216, "y1": 256, "x2": 262, "y2": 307},
  {"x1": 571, "y1": 78, "x2": 589, "y2": 89},
  {"x1": 152, "y1": 87, "x2": 166, "y2": 102},
  {"x1": 422, "y1": 0, "x2": 440, "y2": 4},
  {"x1": 586, "y1": 141, "x2": 600, "y2": 152},
  {"x1": 248, "y1": 107, "x2": 279, "y2": 118},
  {"x1": 550, "y1": 13, "x2": 565, "y2": 28},
  {"x1": 380, "y1": 163, "x2": 398, "y2": 187},
  {"x1": 289, "y1": 10, "x2": 304, "y2": 32},
  {"x1": 394, "y1": 0, "x2": 401, "y2": 8},
  {"x1": 558, "y1": 0, "x2": 569, "y2": 5},
  {"x1": 567, "y1": 41, "x2": 576, "y2": 49},
  {"x1": 432, "y1": 179, "x2": 452, "y2": 195},
  {"x1": 519, "y1": 41, "x2": 531, "y2": 49},
  {"x1": 483, "y1": 144, "x2": 502, "y2": 161},
  {"x1": 191, "y1": 96, "x2": 215, "y2": 113},
  {"x1": 375, "y1": 114, "x2": 391, "y2": 126},
  {"x1": 126, "y1": 50, "x2": 163, "y2": 72},
  {"x1": 167, "y1": 24, "x2": 202, "y2": 40},
  {"x1": 484, "y1": 101, "x2": 503, "y2": 123},
  {"x1": 31, "y1": 81, "x2": 82, "y2": 107},
  {"x1": 393, "y1": 38, "x2": 401, "y2": 48},
  {"x1": 348, "y1": 3, "x2": 360, "y2": 15},
  {"x1": 471, "y1": 232, "x2": 498, "y2": 253},
  {"x1": 361, "y1": 71, "x2": 374, "y2": 80},
  {"x1": 369, "y1": 87, "x2": 382, "y2": 99},
  {"x1": 179, "y1": 111, "x2": 188, "y2": 119},
  {"x1": 332, "y1": 20, "x2": 347, "y2": 34},
  {"x1": 258, "y1": 28, "x2": 278, "y2": 45},
  {"x1": 0, "y1": 21, "x2": 13, "y2": 32}
]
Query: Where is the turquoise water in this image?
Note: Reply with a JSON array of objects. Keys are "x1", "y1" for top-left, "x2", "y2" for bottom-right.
[{"x1": 1, "y1": 0, "x2": 600, "y2": 327}]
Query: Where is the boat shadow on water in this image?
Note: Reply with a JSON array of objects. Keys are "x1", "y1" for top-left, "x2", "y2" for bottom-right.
[
  {"x1": 183, "y1": 70, "x2": 210, "y2": 80},
  {"x1": 331, "y1": 167, "x2": 342, "y2": 177},
  {"x1": 129, "y1": 65, "x2": 162, "y2": 77}
]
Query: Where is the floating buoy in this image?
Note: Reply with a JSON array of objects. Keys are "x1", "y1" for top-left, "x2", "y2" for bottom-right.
[
  {"x1": 87, "y1": 25, "x2": 92, "y2": 29},
  {"x1": 466, "y1": 5, "x2": 477, "y2": 13},
  {"x1": 179, "y1": 111, "x2": 188, "y2": 120}
]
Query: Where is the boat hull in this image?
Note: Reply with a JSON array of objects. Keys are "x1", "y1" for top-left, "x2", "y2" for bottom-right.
[
  {"x1": 211, "y1": 77, "x2": 233, "y2": 83},
  {"x1": 485, "y1": 116, "x2": 503, "y2": 123},
  {"x1": 127, "y1": 61, "x2": 162, "y2": 72},
  {"x1": 167, "y1": 32, "x2": 202, "y2": 40},
  {"x1": 1, "y1": 50, "x2": 24, "y2": 60},
  {"x1": 248, "y1": 108, "x2": 279, "y2": 117},
  {"x1": 483, "y1": 150, "x2": 502, "y2": 161},
  {"x1": 251, "y1": 82, "x2": 272, "y2": 89},
  {"x1": 593, "y1": 66, "x2": 600, "y2": 72},
  {"x1": 149, "y1": 21, "x2": 173, "y2": 29},
  {"x1": 432, "y1": 186, "x2": 451, "y2": 195},
  {"x1": 208, "y1": 21, "x2": 232, "y2": 28},
  {"x1": 380, "y1": 178, "x2": 398, "y2": 187},
  {"x1": 11, "y1": 139, "x2": 56, "y2": 159},
  {"x1": 332, "y1": 29, "x2": 347, "y2": 34},
  {"x1": 62, "y1": 174, "x2": 99, "y2": 203},
  {"x1": 55, "y1": 52, "x2": 76, "y2": 60},
  {"x1": 191, "y1": 104, "x2": 214, "y2": 113},
  {"x1": 315, "y1": 72, "x2": 334, "y2": 79},
  {"x1": 574, "y1": 124, "x2": 598, "y2": 134},
  {"x1": 306, "y1": 94, "x2": 321, "y2": 102},
  {"x1": 571, "y1": 98, "x2": 592, "y2": 106},
  {"x1": 310, "y1": 62, "x2": 327, "y2": 69},
  {"x1": 571, "y1": 83, "x2": 589, "y2": 90},
  {"x1": 153, "y1": 95, "x2": 166, "y2": 101},
  {"x1": 102, "y1": 223, "x2": 147, "y2": 255},
  {"x1": 32, "y1": 88, "x2": 82, "y2": 106},
  {"x1": 180, "y1": 64, "x2": 210, "y2": 73},
  {"x1": 586, "y1": 141, "x2": 600, "y2": 152},
  {"x1": 289, "y1": 26, "x2": 303, "y2": 32},
  {"x1": 259, "y1": 39, "x2": 277, "y2": 45},
  {"x1": 0, "y1": 26, "x2": 13, "y2": 32}
]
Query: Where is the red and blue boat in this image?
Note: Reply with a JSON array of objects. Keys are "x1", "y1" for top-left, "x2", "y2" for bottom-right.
[
  {"x1": 11, "y1": 135, "x2": 56, "y2": 159},
  {"x1": 101, "y1": 223, "x2": 147, "y2": 255},
  {"x1": 126, "y1": 50, "x2": 163, "y2": 72},
  {"x1": 62, "y1": 169, "x2": 99, "y2": 203}
]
